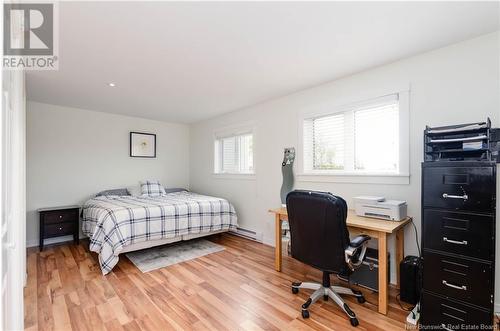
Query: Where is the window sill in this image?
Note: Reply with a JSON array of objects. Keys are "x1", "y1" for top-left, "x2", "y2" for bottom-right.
[
  {"x1": 297, "y1": 172, "x2": 410, "y2": 185},
  {"x1": 212, "y1": 173, "x2": 256, "y2": 180}
]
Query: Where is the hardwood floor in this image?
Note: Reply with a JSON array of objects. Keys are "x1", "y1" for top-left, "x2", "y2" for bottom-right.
[{"x1": 25, "y1": 234, "x2": 411, "y2": 331}]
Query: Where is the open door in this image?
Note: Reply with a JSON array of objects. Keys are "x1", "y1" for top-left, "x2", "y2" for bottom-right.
[
  {"x1": 1, "y1": 72, "x2": 13, "y2": 331},
  {"x1": 1, "y1": 69, "x2": 26, "y2": 331}
]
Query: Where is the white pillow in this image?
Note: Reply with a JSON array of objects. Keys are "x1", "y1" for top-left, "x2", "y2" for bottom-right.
[
  {"x1": 140, "y1": 180, "x2": 166, "y2": 197},
  {"x1": 127, "y1": 185, "x2": 142, "y2": 197}
]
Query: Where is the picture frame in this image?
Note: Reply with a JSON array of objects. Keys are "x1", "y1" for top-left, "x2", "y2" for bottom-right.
[{"x1": 129, "y1": 132, "x2": 156, "y2": 158}]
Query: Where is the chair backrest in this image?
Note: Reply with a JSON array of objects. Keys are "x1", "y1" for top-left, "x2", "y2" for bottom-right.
[{"x1": 286, "y1": 190, "x2": 350, "y2": 273}]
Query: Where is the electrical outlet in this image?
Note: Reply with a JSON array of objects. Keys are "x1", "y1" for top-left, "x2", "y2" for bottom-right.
[{"x1": 406, "y1": 304, "x2": 420, "y2": 326}]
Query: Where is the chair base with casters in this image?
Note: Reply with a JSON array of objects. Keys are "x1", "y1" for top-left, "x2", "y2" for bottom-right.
[
  {"x1": 292, "y1": 271, "x2": 365, "y2": 327},
  {"x1": 285, "y1": 190, "x2": 372, "y2": 327}
]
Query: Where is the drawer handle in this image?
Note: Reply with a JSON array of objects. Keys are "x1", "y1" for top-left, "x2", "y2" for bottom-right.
[
  {"x1": 442, "y1": 280, "x2": 467, "y2": 291},
  {"x1": 443, "y1": 237, "x2": 468, "y2": 246},
  {"x1": 58, "y1": 227, "x2": 63, "y2": 230},
  {"x1": 442, "y1": 193, "x2": 468, "y2": 200},
  {"x1": 59, "y1": 215, "x2": 63, "y2": 219},
  {"x1": 441, "y1": 324, "x2": 453, "y2": 331}
]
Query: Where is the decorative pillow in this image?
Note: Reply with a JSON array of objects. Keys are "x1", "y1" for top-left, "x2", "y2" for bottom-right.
[
  {"x1": 140, "y1": 180, "x2": 166, "y2": 197},
  {"x1": 96, "y1": 188, "x2": 130, "y2": 197},
  {"x1": 127, "y1": 185, "x2": 142, "y2": 197}
]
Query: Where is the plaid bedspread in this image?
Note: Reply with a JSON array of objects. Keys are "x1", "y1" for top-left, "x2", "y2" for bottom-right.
[{"x1": 82, "y1": 191, "x2": 238, "y2": 274}]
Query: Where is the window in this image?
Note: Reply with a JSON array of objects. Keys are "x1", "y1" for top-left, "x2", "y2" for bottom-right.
[
  {"x1": 354, "y1": 102, "x2": 399, "y2": 172},
  {"x1": 214, "y1": 132, "x2": 254, "y2": 174},
  {"x1": 303, "y1": 94, "x2": 404, "y2": 176},
  {"x1": 309, "y1": 113, "x2": 345, "y2": 170}
]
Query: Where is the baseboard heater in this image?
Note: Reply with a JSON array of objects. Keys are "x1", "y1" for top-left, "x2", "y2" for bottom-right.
[{"x1": 231, "y1": 227, "x2": 262, "y2": 242}]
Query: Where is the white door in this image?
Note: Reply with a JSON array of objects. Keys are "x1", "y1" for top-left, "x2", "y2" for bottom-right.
[
  {"x1": 1, "y1": 74, "x2": 13, "y2": 331},
  {"x1": 1, "y1": 3, "x2": 27, "y2": 328},
  {"x1": 1, "y1": 69, "x2": 26, "y2": 331}
]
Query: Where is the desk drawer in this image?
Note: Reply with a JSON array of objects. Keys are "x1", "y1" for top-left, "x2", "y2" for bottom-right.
[
  {"x1": 422, "y1": 165, "x2": 495, "y2": 213},
  {"x1": 44, "y1": 222, "x2": 74, "y2": 238},
  {"x1": 423, "y1": 251, "x2": 492, "y2": 308},
  {"x1": 43, "y1": 209, "x2": 78, "y2": 225},
  {"x1": 423, "y1": 209, "x2": 494, "y2": 260},
  {"x1": 421, "y1": 291, "x2": 492, "y2": 330}
]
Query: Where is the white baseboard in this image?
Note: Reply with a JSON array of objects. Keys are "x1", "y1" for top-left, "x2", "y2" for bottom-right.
[{"x1": 26, "y1": 235, "x2": 85, "y2": 248}]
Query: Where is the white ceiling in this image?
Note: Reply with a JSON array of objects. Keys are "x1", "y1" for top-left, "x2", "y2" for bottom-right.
[{"x1": 27, "y1": 1, "x2": 499, "y2": 123}]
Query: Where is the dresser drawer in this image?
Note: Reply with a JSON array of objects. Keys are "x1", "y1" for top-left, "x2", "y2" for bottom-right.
[
  {"x1": 423, "y1": 209, "x2": 494, "y2": 261},
  {"x1": 422, "y1": 165, "x2": 495, "y2": 213},
  {"x1": 421, "y1": 291, "x2": 492, "y2": 330},
  {"x1": 44, "y1": 222, "x2": 75, "y2": 238},
  {"x1": 43, "y1": 209, "x2": 78, "y2": 225},
  {"x1": 423, "y1": 251, "x2": 493, "y2": 308}
]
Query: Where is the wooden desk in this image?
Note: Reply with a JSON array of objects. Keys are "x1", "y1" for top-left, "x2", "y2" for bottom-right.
[{"x1": 269, "y1": 207, "x2": 411, "y2": 315}]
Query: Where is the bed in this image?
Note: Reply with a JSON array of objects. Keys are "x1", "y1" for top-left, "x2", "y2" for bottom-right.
[{"x1": 82, "y1": 191, "x2": 238, "y2": 274}]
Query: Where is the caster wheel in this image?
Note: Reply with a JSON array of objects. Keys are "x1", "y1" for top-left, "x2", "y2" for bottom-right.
[
  {"x1": 292, "y1": 287, "x2": 299, "y2": 294},
  {"x1": 350, "y1": 317, "x2": 359, "y2": 327},
  {"x1": 323, "y1": 295, "x2": 328, "y2": 301},
  {"x1": 356, "y1": 296, "x2": 366, "y2": 304},
  {"x1": 302, "y1": 310, "x2": 310, "y2": 319}
]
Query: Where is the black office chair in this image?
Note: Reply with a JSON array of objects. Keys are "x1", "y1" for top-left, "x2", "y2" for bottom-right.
[{"x1": 286, "y1": 190, "x2": 371, "y2": 327}]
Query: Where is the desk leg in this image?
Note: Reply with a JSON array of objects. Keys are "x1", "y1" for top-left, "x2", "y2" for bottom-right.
[
  {"x1": 378, "y1": 232, "x2": 388, "y2": 315},
  {"x1": 275, "y1": 215, "x2": 282, "y2": 272},
  {"x1": 396, "y1": 227, "x2": 405, "y2": 289}
]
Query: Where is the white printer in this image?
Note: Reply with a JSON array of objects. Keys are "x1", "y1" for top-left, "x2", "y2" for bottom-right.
[{"x1": 353, "y1": 196, "x2": 407, "y2": 221}]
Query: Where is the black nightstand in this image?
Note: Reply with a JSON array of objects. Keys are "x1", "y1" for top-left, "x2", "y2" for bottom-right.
[{"x1": 38, "y1": 205, "x2": 80, "y2": 251}]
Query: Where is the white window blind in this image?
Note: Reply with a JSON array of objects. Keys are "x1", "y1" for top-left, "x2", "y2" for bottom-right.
[
  {"x1": 303, "y1": 94, "x2": 400, "y2": 174},
  {"x1": 308, "y1": 113, "x2": 345, "y2": 170},
  {"x1": 214, "y1": 132, "x2": 254, "y2": 174}
]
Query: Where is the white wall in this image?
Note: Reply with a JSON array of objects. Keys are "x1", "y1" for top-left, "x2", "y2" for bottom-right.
[
  {"x1": 26, "y1": 102, "x2": 190, "y2": 247},
  {"x1": 190, "y1": 33, "x2": 499, "y2": 287}
]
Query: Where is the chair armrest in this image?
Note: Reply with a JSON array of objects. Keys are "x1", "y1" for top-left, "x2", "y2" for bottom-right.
[
  {"x1": 349, "y1": 234, "x2": 371, "y2": 248},
  {"x1": 345, "y1": 235, "x2": 371, "y2": 271}
]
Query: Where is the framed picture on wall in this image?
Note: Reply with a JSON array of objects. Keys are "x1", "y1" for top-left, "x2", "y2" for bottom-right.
[{"x1": 130, "y1": 132, "x2": 156, "y2": 158}]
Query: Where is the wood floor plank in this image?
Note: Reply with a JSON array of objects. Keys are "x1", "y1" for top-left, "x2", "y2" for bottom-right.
[
  {"x1": 67, "y1": 305, "x2": 91, "y2": 331},
  {"x1": 24, "y1": 251, "x2": 38, "y2": 330},
  {"x1": 52, "y1": 294, "x2": 72, "y2": 331},
  {"x1": 104, "y1": 319, "x2": 125, "y2": 331},
  {"x1": 25, "y1": 234, "x2": 409, "y2": 330},
  {"x1": 83, "y1": 306, "x2": 106, "y2": 331},
  {"x1": 122, "y1": 320, "x2": 142, "y2": 331}
]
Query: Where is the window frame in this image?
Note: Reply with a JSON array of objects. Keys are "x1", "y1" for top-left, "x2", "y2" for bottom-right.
[
  {"x1": 298, "y1": 90, "x2": 410, "y2": 185},
  {"x1": 213, "y1": 124, "x2": 256, "y2": 179}
]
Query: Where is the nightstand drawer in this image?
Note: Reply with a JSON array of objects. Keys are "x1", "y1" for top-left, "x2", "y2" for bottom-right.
[
  {"x1": 44, "y1": 222, "x2": 74, "y2": 237},
  {"x1": 43, "y1": 209, "x2": 78, "y2": 224}
]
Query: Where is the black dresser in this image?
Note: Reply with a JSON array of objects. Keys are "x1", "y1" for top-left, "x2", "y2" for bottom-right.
[
  {"x1": 420, "y1": 161, "x2": 496, "y2": 330},
  {"x1": 38, "y1": 205, "x2": 80, "y2": 251}
]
